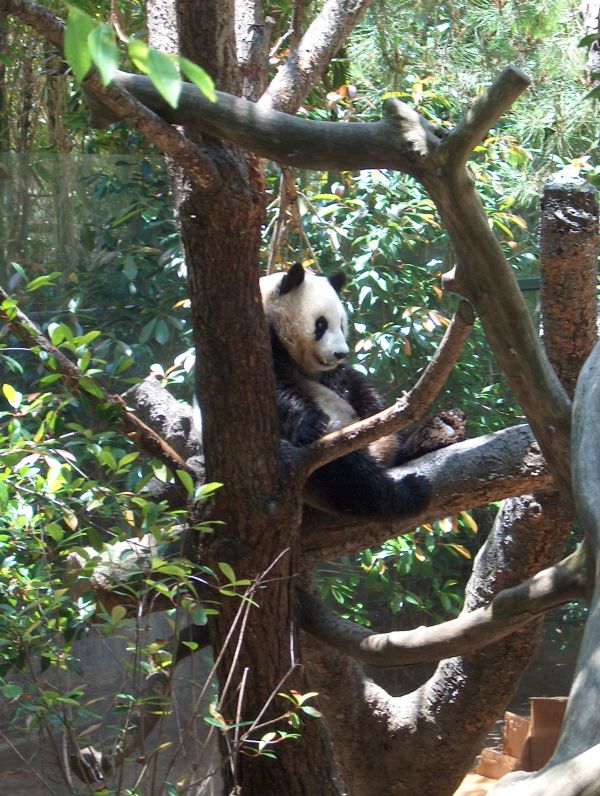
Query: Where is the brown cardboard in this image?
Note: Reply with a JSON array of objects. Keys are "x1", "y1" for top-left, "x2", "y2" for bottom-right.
[
  {"x1": 528, "y1": 697, "x2": 568, "y2": 770},
  {"x1": 473, "y1": 748, "x2": 520, "y2": 780},
  {"x1": 503, "y1": 711, "x2": 531, "y2": 759}
]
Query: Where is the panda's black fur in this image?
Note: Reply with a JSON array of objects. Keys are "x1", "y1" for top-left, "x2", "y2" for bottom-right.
[{"x1": 261, "y1": 263, "x2": 431, "y2": 519}]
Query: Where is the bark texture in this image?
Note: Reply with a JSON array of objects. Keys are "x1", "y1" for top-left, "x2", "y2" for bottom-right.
[{"x1": 540, "y1": 179, "x2": 599, "y2": 397}]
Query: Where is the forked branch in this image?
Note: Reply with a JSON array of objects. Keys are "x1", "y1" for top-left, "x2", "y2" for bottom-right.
[{"x1": 299, "y1": 546, "x2": 586, "y2": 667}]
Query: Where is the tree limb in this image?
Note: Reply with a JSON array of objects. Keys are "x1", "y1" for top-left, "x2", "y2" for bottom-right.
[
  {"x1": 438, "y1": 65, "x2": 531, "y2": 171},
  {"x1": 0, "y1": 285, "x2": 195, "y2": 476},
  {"x1": 302, "y1": 423, "x2": 553, "y2": 562},
  {"x1": 260, "y1": 0, "x2": 376, "y2": 113},
  {"x1": 298, "y1": 299, "x2": 474, "y2": 476},
  {"x1": 299, "y1": 545, "x2": 586, "y2": 666},
  {"x1": 92, "y1": 70, "x2": 444, "y2": 176}
]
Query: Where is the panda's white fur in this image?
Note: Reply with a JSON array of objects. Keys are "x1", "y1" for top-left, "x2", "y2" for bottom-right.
[
  {"x1": 261, "y1": 268, "x2": 357, "y2": 432},
  {"x1": 260, "y1": 270, "x2": 349, "y2": 377}
]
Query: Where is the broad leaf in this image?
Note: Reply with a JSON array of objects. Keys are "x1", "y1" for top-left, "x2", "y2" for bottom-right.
[
  {"x1": 179, "y1": 56, "x2": 217, "y2": 102},
  {"x1": 147, "y1": 48, "x2": 182, "y2": 108},
  {"x1": 64, "y1": 6, "x2": 95, "y2": 82},
  {"x1": 88, "y1": 23, "x2": 120, "y2": 87}
]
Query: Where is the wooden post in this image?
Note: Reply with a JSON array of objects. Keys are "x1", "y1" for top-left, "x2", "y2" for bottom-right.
[{"x1": 540, "y1": 177, "x2": 599, "y2": 398}]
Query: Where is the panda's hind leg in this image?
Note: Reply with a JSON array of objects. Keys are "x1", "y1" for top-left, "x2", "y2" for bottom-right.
[{"x1": 307, "y1": 451, "x2": 430, "y2": 519}]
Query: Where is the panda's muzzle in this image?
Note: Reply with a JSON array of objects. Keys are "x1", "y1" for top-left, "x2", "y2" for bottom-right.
[{"x1": 317, "y1": 353, "x2": 346, "y2": 369}]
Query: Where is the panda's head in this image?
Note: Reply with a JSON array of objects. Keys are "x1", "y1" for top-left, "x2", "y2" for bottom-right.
[{"x1": 260, "y1": 263, "x2": 349, "y2": 377}]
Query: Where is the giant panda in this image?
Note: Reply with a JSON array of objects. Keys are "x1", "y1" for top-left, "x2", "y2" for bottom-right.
[{"x1": 260, "y1": 262, "x2": 431, "y2": 519}]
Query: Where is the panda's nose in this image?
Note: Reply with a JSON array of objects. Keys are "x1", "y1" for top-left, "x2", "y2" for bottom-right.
[{"x1": 334, "y1": 351, "x2": 347, "y2": 361}]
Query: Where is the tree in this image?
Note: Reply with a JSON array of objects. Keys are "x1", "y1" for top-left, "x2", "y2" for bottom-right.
[{"x1": 1, "y1": 1, "x2": 599, "y2": 794}]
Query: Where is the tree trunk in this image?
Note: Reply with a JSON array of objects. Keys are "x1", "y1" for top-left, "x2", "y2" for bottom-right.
[
  {"x1": 540, "y1": 178, "x2": 599, "y2": 398},
  {"x1": 144, "y1": 1, "x2": 338, "y2": 791}
]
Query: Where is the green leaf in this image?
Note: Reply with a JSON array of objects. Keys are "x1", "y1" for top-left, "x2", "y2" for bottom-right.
[
  {"x1": 301, "y1": 705, "x2": 322, "y2": 718},
  {"x1": 2, "y1": 682, "x2": 23, "y2": 700},
  {"x1": 128, "y1": 38, "x2": 150, "y2": 73},
  {"x1": 64, "y1": 5, "x2": 96, "y2": 82},
  {"x1": 111, "y1": 605, "x2": 127, "y2": 623},
  {"x1": 147, "y1": 48, "x2": 182, "y2": 107},
  {"x1": 176, "y1": 469, "x2": 195, "y2": 496},
  {"x1": 88, "y1": 23, "x2": 120, "y2": 86},
  {"x1": 179, "y1": 56, "x2": 217, "y2": 102},
  {"x1": 45, "y1": 523, "x2": 65, "y2": 543},
  {"x1": 194, "y1": 481, "x2": 223, "y2": 501},
  {"x1": 26, "y1": 272, "x2": 61, "y2": 292},
  {"x1": 152, "y1": 461, "x2": 170, "y2": 483},
  {"x1": 218, "y1": 561, "x2": 236, "y2": 583},
  {"x1": 78, "y1": 376, "x2": 105, "y2": 399},
  {"x1": 579, "y1": 32, "x2": 600, "y2": 47},
  {"x1": 48, "y1": 322, "x2": 71, "y2": 346},
  {"x1": 2, "y1": 383, "x2": 22, "y2": 410},
  {"x1": 154, "y1": 318, "x2": 170, "y2": 344}
]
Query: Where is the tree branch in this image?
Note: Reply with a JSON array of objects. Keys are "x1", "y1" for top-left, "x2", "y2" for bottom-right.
[
  {"x1": 438, "y1": 65, "x2": 531, "y2": 171},
  {"x1": 299, "y1": 546, "x2": 586, "y2": 666},
  {"x1": 260, "y1": 0, "x2": 376, "y2": 112},
  {"x1": 0, "y1": 286, "x2": 195, "y2": 476},
  {"x1": 298, "y1": 299, "x2": 474, "y2": 476},
  {"x1": 90, "y1": 70, "x2": 443, "y2": 176},
  {"x1": 301, "y1": 424, "x2": 553, "y2": 563}
]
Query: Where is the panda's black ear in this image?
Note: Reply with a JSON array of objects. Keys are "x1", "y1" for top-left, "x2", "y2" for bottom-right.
[
  {"x1": 279, "y1": 262, "x2": 305, "y2": 295},
  {"x1": 328, "y1": 271, "x2": 346, "y2": 294}
]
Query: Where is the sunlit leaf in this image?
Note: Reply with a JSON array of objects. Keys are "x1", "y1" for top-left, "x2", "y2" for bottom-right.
[
  {"x1": 179, "y1": 56, "x2": 217, "y2": 102},
  {"x1": 459, "y1": 510, "x2": 478, "y2": 532},
  {"x1": 218, "y1": 561, "x2": 236, "y2": 583},
  {"x1": 2, "y1": 383, "x2": 22, "y2": 409},
  {"x1": 446, "y1": 543, "x2": 472, "y2": 559},
  {"x1": 88, "y1": 23, "x2": 120, "y2": 86},
  {"x1": 147, "y1": 48, "x2": 182, "y2": 107},
  {"x1": 64, "y1": 5, "x2": 95, "y2": 82}
]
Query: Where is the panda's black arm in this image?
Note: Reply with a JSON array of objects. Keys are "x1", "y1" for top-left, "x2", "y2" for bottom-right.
[
  {"x1": 322, "y1": 364, "x2": 386, "y2": 419},
  {"x1": 275, "y1": 382, "x2": 331, "y2": 446}
]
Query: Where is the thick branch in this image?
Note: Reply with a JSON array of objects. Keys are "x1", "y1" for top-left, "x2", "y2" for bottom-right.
[
  {"x1": 431, "y1": 180, "x2": 573, "y2": 501},
  {"x1": 302, "y1": 424, "x2": 552, "y2": 562},
  {"x1": 260, "y1": 0, "x2": 375, "y2": 112},
  {"x1": 299, "y1": 546, "x2": 586, "y2": 666},
  {"x1": 573, "y1": 339, "x2": 600, "y2": 548},
  {"x1": 94, "y1": 71, "x2": 443, "y2": 176},
  {"x1": 70, "y1": 424, "x2": 550, "y2": 607},
  {"x1": 0, "y1": 287, "x2": 194, "y2": 475},
  {"x1": 83, "y1": 74, "x2": 218, "y2": 190},
  {"x1": 299, "y1": 299, "x2": 474, "y2": 476}
]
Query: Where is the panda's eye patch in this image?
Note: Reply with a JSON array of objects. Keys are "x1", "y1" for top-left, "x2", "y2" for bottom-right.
[{"x1": 314, "y1": 316, "x2": 328, "y2": 341}]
